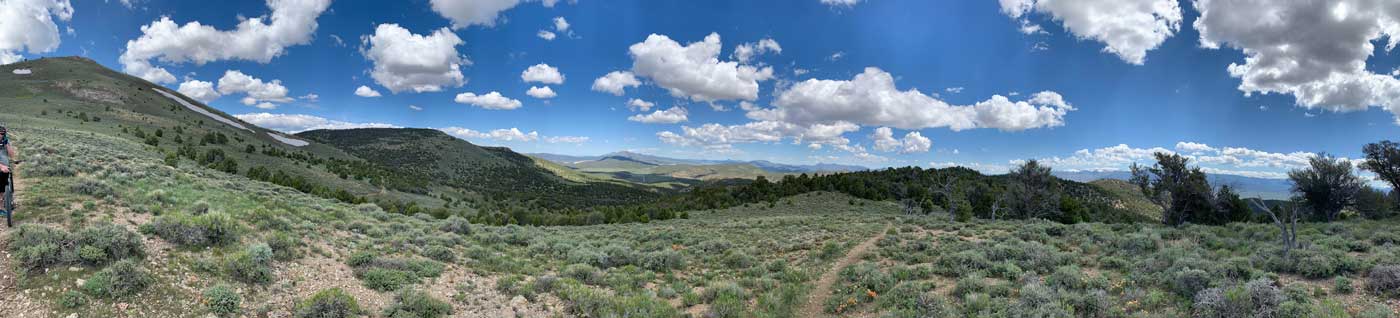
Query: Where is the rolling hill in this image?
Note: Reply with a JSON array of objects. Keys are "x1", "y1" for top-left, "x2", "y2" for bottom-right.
[
  {"x1": 0, "y1": 57, "x2": 664, "y2": 220},
  {"x1": 297, "y1": 128, "x2": 663, "y2": 209},
  {"x1": 1056, "y1": 170, "x2": 1294, "y2": 199}
]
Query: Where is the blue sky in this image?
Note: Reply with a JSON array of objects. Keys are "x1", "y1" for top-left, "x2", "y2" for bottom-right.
[{"x1": 6, "y1": 0, "x2": 1400, "y2": 179}]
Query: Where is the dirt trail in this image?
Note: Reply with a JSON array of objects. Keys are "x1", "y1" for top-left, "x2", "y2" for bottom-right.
[{"x1": 798, "y1": 224, "x2": 891, "y2": 318}]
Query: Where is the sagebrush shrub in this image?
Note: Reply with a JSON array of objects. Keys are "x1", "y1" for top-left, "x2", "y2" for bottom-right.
[
  {"x1": 203, "y1": 284, "x2": 241, "y2": 316},
  {"x1": 226, "y1": 243, "x2": 274, "y2": 284},
  {"x1": 150, "y1": 212, "x2": 241, "y2": 247},
  {"x1": 74, "y1": 223, "x2": 146, "y2": 266},
  {"x1": 59, "y1": 290, "x2": 87, "y2": 309},
  {"x1": 294, "y1": 288, "x2": 360, "y2": 318},
  {"x1": 267, "y1": 232, "x2": 301, "y2": 261},
  {"x1": 83, "y1": 259, "x2": 154, "y2": 298},
  {"x1": 69, "y1": 178, "x2": 114, "y2": 198},
  {"x1": 1368, "y1": 265, "x2": 1400, "y2": 298},
  {"x1": 1172, "y1": 268, "x2": 1214, "y2": 298},
  {"x1": 440, "y1": 216, "x2": 472, "y2": 235},
  {"x1": 640, "y1": 249, "x2": 685, "y2": 271},
  {"x1": 1193, "y1": 279, "x2": 1283, "y2": 318},
  {"x1": 10, "y1": 224, "x2": 145, "y2": 273},
  {"x1": 383, "y1": 289, "x2": 452, "y2": 318},
  {"x1": 422, "y1": 245, "x2": 455, "y2": 263},
  {"x1": 9, "y1": 224, "x2": 76, "y2": 271}
]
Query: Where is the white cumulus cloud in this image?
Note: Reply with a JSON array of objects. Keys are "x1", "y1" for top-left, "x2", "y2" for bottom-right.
[
  {"x1": 177, "y1": 79, "x2": 219, "y2": 103},
  {"x1": 537, "y1": 30, "x2": 556, "y2": 40},
  {"x1": 628, "y1": 33, "x2": 774, "y2": 102},
  {"x1": 119, "y1": 0, "x2": 330, "y2": 83},
  {"x1": 0, "y1": 0, "x2": 73, "y2": 64},
  {"x1": 870, "y1": 127, "x2": 932, "y2": 154},
  {"x1": 1194, "y1": 0, "x2": 1400, "y2": 123},
  {"x1": 732, "y1": 38, "x2": 781, "y2": 63},
  {"x1": 526, "y1": 86, "x2": 556, "y2": 99},
  {"x1": 521, "y1": 63, "x2": 564, "y2": 84},
  {"x1": 999, "y1": 0, "x2": 1182, "y2": 64},
  {"x1": 429, "y1": 0, "x2": 563, "y2": 29},
  {"x1": 235, "y1": 113, "x2": 400, "y2": 133},
  {"x1": 454, "y1": 91, "x2": 522, "y2": 110},
  {"x1": 759, "y1": 67, "x2": 1074, "y2": 131},
  {"x1": 217, "y1": 70, "x2": 292, "y2": 108},
  {"x1": 626, "y1": 98, "x2": 654, "y2": 112},
  {"x1": 591, "y1": 71, "x2": 641, "y2": 96},
  {"x1": 362, "y1": 24, "x2": 467, "y2": 93},
  {"x1": 628, "y1": 107, "x2": 689, "y2": 124},
  {"x1": 354, "y1": 85, "x2": 382, "y2": 97}
]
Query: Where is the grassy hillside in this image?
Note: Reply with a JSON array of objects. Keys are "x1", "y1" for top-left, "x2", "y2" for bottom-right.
[
  {"x1": 0, "y1": 57, "x2": 447, "y2": 209},
  {"x1": 297, "y1": 128, "x2": 664, "y2": 210},
  {"x1": 1091, "y1": 178, "x2": 1165, "y2": 221},
  {"x1": 0, "y1": 57, "x2": 676, "y2": 225}
]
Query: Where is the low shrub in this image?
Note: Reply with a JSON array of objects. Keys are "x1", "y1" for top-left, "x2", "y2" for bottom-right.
[
  {"x1": 267, "y1": 232, "x2": 302, "y2": 261},
  {"x1": 440, "y1": 216, "x2": 473, "y2": 235},
  {"x1": 360, "y1": 268, "x2": 418, "y2": 292},
  {"x1": 640, "y1": 249, "x2": 685, "y2": 271},
  {"x1": 563, "y1": 263, "x2": 603, "y2": 285},
  {"x1": 839, "y1": 262, "x2": 895, "y2": 302},
  {"x1": 1172, "y1": 268, "x2": 1214, "y2": 298},
  {"x1": 9, "y1": 224, "x2": 76, "y2": 271},
  {"x1": 226, "y1": 243, "x2": 274, "y2": 284},
  {"x1": 83, "y1": 259, "x2": 154, "y2": 298},
  {"x1": 74, "y1": 223, "x2": 146, "y2": 266},
  {"x1": 1192, "y1": 279, "x2": 1283, "y2": 318},
  {"x1": 422, "y1": 245, "x2": 455, "y2": 263},
  {"x1": 1369, "y1": 265, "x2": 1400, "y2": 298},
  {"x1": 59, "y1": 290, "x2": 87, "y2": 309},
  {"x1": 203, "y1": 284, "x2": 241, "y2": 316},
  {"x1": 69, "y1": 178, "x2": 114, "y2": 198},
  {"x1": 294, "y1": 288, "x2": 361, "y2": 318},
  {"x1": 149, "y1": 212, "x2": 241, "y2": 247},
  {"x1": 383, "y1": 289, "x2": 452, "y2": 318},
  {"x1": 556, "y1": 284, "x2": 679, "y2": 317},
  {"x1": 1335, "y1": 277, "x2": 1354, "y2": 294}
]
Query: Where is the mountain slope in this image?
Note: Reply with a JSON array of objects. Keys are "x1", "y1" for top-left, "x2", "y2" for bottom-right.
[
  {"x1": 0, "y1": 57, "x2": 446, "y2": 207},
  {"x1": 297, "y1": 128, "x2": 662, "y2": 209}
]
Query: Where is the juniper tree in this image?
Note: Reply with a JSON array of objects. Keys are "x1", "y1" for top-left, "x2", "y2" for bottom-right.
[{"x1": 1289, "y1": 153, "x2": 1362, "y2": 222}]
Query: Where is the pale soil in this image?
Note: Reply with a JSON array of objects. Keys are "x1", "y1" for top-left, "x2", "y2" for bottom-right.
[{"x1": 798, "y1": 224, "x2": 891, "y2": 318}]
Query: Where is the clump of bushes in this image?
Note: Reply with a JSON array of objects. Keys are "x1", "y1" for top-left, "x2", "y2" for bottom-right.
[
  {"x1": 9, "y1": 224, "x2": 144, "y2": 274},
  {"x1": 75, "y1": 223, "x2": 146, "y2": 265},
  {"x1": 148, "y1": 212, "x2": 241, "y2": 247},
  {"x1": 839, "y1": 262, "x2": 896, "y2": 303},
  {"x1": 349, "y1": 253, "x2": 444, "y2": 292},
  {"x1": 203, "y1": 284, "x2": 241, "y2": 316},
  {"x1": 422, "y1": 245, "x2": 455, "y2": 263},
  {"x1": 383, "y1": 289, "x2": 452, "y2": 318},
  {"x1": 82, "y1": 259, "x2": 154, "y2": 298},
  {"x1": 226, "y1": 243, "x2": 274, "y2": 284},
  {"x1": 294, "y1": 288, "x2": 361, "y2": 318},
  {"x1": 69, "y1": 178, "x2": 115, "y2": 198},
  {"x1": 1369, "y1": 265, "x2": 1400, "y2": 298},
  {"x1": 59, "y1": 290, "x2": 87, "y2": 309},
  {"x1": 640, "y1": 249, "x2": 685, "y2": 271},
  {"x1": 267, "y1": 232, "x2": 302, "y2": 261},
  {"x1": 440, "y1": 216, "x2": 473, "y2": 235},
  {"x1": 1192, "y1": 279, "x2": 1283, "y2": 318}
]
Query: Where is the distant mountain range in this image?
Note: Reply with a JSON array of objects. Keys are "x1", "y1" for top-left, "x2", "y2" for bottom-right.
[
  {"x1": 1054, "y1": 170, "x2": 1293, "y2": 200},
  {"x1": 529, "y1": 151, "x2": 868, "y2": 174}
]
